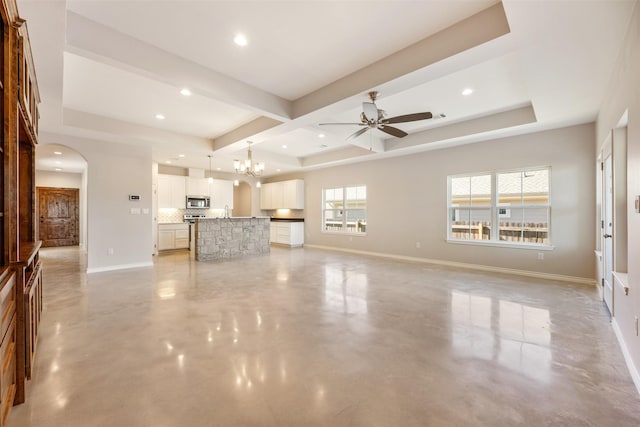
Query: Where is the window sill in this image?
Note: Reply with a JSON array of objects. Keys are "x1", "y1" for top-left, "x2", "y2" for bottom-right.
[
  {"x1": 322, "y1": 231, "x2": 367, "y2": 237},
  {"x1": 446, "y1": 239, "x2": 555, "y2": 251}
]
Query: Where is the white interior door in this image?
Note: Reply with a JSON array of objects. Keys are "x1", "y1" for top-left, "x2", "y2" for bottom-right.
[{"x1": 603, "y1": 153, "x2": 614, "y2": 314}]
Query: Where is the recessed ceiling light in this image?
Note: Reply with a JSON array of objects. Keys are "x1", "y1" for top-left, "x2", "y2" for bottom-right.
[
  {"x1": 178, "y1": 154, "x2": 185, "y2": 158},
  {"x1": 53, "y1": 151, "x2": 62, "y2": 155},
  {"x1": 55, "y1": 168, "x2": 62, "y2": 171},
  {"x1": 155, "y1": 114, "x2": 166, "y2": 120},
  {"x1": 166, "y1": 160, "x2": 172, "y2": 164},
  {"x1": 180, "y1": 88, "x2": 191, "y2": 96},
  {"x1": 276, "y1": 169, "x2": 281, "y2": 172},
  {"x1": 55, "y1": 161, "x2": 62, "y2": 165},
  {"x1": 462, "y1": 88, "x2": 473, "y2": 96},
  {"x1": 318, "y1": 134, "x2": 325, "y2": 138},
  {"x1": 234, "y1": 33, "x2": 248, "y2": 46},
  {"x1": 282, "y1": 145, "x2": 287, "y2": 149},
  {"x1": 216, "y1": 167, "x2": 221, "y2": 171}
]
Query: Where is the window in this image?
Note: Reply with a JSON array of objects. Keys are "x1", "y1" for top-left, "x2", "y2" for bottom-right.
[
  {"x1": 448, "y1": 168, "x2": 550, "y2": 246},
  {"x1": 323, "y1": 186, "x2": 366, "y2": 234}
]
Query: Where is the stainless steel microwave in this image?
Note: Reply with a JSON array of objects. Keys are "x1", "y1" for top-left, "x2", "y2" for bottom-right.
[{"x1": 186, "y1": 195, "x2": 210, "y2": 209}]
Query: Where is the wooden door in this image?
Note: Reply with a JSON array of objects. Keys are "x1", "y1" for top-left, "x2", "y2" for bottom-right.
[{"x1": 37, "y1": 187, "x2": 79, "y2": 247}]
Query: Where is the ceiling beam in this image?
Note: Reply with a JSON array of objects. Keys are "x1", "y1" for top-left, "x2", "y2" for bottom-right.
[
  {"x1": 63, "y1": 108, "x2": 212, "y2": 151},
  {"x1": 291, "y1": 2, "x2": 511, "y2": 120},
  {"x1": 65, "y1": 11, "x2": 292, "y2": 122},
  {"x1": 385, "y1": 104, "x2": 537, "y2": 152}
]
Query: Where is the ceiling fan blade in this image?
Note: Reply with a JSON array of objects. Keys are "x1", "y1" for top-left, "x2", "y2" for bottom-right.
[
  {"x1": 347, "y1": 127, "x2": 370, "y2": 141},
  {"x1": 378, "y1": 125, "x2": 408, "y2": 138},
  {"x1": 382, "y1": 112, "x2": 433, "y2": 124},
  {"x1": 363, "y1": 102, "x2": 378, "y2": 122},
  {"x1": 319, "y1": 122, "x2": 367, "y2": 126}
]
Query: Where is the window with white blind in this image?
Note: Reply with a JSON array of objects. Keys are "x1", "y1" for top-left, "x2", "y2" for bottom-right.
[
  {"x1": 322, "y1": 186, "x2": 367, "y2": 234},
  {"x1": 448, "y1": 168, "x2": 550, "y2": 247}
]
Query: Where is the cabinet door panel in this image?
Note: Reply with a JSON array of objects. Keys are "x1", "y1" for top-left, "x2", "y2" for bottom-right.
[
  {"x1": 158, "y1": 230, "x2": 175, "y2": 250},
  {"x1": 187, "y1": 178, "x2": 208, "y2": 196},
  {"x1": 157, "y1": 175, "x2": 172, "y2": 208},
  {"x1": 210, "y1": 179, "x2": 234, "y2": 209}
]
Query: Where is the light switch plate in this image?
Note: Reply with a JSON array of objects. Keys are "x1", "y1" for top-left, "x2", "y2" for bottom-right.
[{"x1": 130, "y1": 207, "x2": 141, "y2": 215}]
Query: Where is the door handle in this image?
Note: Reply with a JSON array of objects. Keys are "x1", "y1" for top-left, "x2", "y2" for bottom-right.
[{"x1": 603, "y1": 234, "x2": 612, "y2": 238}]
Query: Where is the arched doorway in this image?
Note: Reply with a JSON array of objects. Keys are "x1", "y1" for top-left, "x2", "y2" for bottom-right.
[
  {"x1": 35, "y1": 144, "x2": 88, "y2": 248},
  {"x1": 233, "y1": 181, "x2": 252, "y2": 216}
]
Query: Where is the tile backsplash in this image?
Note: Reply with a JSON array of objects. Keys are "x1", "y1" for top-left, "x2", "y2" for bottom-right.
[{"x1": 158, "y1": 208, "x2": 226, "y2": 223}]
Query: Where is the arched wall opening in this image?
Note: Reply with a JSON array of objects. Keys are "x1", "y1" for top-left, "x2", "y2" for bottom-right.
[
  {"x1": 35, "y1": 143, "x2": 88, "y2": 250},
  {"x1": 233, "y1": 180, "x2": 252, "y2": 216}
]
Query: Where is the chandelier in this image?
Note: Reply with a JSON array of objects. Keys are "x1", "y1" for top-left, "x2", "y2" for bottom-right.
[{"x1": 234, "y1": 141, "x2": 264, "y2": 177}]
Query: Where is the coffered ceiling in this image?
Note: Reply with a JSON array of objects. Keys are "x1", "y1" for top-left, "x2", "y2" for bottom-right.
[{"x1": 21, "y1": 0, "x2": 635, "y2": 176}]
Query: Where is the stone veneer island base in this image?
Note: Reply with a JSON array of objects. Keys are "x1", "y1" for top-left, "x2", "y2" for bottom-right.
[{"x1": 195, "y1": 217, "x2": 271, "y2": 261}]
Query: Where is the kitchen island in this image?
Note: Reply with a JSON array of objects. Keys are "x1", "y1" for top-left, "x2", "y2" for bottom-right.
[{"x1": 194, "y1": 217, "x2": 270, "y2": 261}]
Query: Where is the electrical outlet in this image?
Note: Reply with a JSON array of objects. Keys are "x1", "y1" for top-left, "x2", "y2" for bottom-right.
[
  {"x1": 107, "y1": 248, "x2": 114, "y2": 256},
  {"x1": 537, "y1": 252, "x2": 544, "y2": 261},
  {"x1": 416, "y1": 242, "x2": 421, "y2": 249}
]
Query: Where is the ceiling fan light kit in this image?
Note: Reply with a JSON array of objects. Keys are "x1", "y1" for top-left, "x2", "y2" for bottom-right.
[{"x1": 319, "y1": 91, "x2": 439, "y2": 141}]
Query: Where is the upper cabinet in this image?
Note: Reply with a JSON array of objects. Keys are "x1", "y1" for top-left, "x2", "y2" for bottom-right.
[
  {"x1": 186, "y1": 177, "x2": 208, "y2": 197},
  {"x1": 209, "y1": 179, "x2": 233, "y2": 209},
  {"x1": 260, "y1": 179, "x2": 304, "y2": 210},
  {"x1": 158, "y1": 174, "x2": 186, "y2": 209},
  {"x1": 17, "y1": 32, "x2": 40, "y2": 139},
  {"x1": 158, "y1": 174, "x2": 234, "y2": 210}
]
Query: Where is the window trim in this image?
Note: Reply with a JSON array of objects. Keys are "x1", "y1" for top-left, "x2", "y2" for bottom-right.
[
  {"x1": 447, "y1": 167, "x2": 552, "y2": 249},
  {"x1": 321, "y1": 185, "x2": 367, "y2": 235}
]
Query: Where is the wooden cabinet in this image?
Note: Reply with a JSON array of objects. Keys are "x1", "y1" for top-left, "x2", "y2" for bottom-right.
[
  {"x1": 23, "y1": 255, "x2": 41, "y2": 380},
  {"x1": 0, "y1": 1, "x2": 43, "y2": 421},
  {"x1": 158, "y1": 174, "x2": 186, "y2": 209},
  {"x1": 158, "y1": 224, "x2": 190, "y2": 250},
  {"x1": 260, "y1": 179, "x2": 304, "y2": 210},
  {"x1": 0, "y1": 1, "x2": 43, "y2": 420},
  {"x1": 186, "y1": 177, "x2": 208, "y2": 197},
  {"x1": 270, "y1": 222, "x2": 304, "y2": 247},
  {"x1": 209, "y1": 179, "x2": 234, "y2": 209},
  {"x1": 0, "y1": 269, "x2": 16, "y2": 426}
]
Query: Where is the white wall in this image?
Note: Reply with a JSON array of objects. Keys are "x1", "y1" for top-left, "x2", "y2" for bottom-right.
[
  {"x1": 596, "y1": 1, "x2": 640, "y2": 389},
  {"x1": 300, "y1": 123, "x2": 595, "y2": 280},
  {"x1": 35, "y1": 170, "x2": 86, "y2": 248},
  {"x1": 39, "y1": 132, "x2": 154, "y2": 272},
  {"x1": 36, "y1": 170, "x2": 82, "y2": 188}
]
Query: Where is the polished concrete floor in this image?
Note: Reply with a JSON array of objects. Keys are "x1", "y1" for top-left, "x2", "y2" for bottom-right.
[{"x1": 8, "y1": 246, "x2": 640, "y2": 426}]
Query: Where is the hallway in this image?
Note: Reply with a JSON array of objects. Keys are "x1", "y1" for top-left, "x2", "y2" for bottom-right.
[{"x1": 8, "y1": 246, "x2": 640, "y2": 426}]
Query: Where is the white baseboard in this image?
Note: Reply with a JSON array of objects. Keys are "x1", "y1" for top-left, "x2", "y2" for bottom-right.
[
  {"x1": 304, "y1": 244, "x2": 596, "y2": 286},
  {"x1": 612, "y1": 318, "x2": 640, "y2": 395},
  {"x1": 87, "y1": 261, "x2": 153, "y2": 274}
]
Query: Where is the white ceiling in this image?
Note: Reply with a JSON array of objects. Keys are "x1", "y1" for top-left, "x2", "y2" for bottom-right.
[{"x1": 21, "y1": 0, "x2": 636, "y2": 177}]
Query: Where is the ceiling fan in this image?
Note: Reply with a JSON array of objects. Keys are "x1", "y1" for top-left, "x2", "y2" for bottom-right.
[{"x1": 320, "y1": 91, "x2": 442, "y2": 140}]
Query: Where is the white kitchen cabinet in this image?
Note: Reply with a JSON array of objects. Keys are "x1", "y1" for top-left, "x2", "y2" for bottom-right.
[
  {"x1": 158, "y1": 174, "x2": 186, "y2": 209},
  {"x1": 260, "y1": 179, "x2": 304, "y2": 210},
  {"x1": 260, "y1": 182, "x2": 273, "y2": 210},
  {"x1": 187, "y1": 177, "x2": 208, "y2": 196},
  {"x1": 270, "y1": 221, "x2": 304, "y2": 247},
  {"x1": 283, "y1": 180, "x2": 304, "y2": 209},
  {"x1": 158, "y1": 229, "x2": 175, "y2": 250},
  {"x1": 209, "y1": 179, "x2": 234, "y2": 209},
  {"x1": 158, "y1": 223, "x2": 190, "y2": 250}
]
